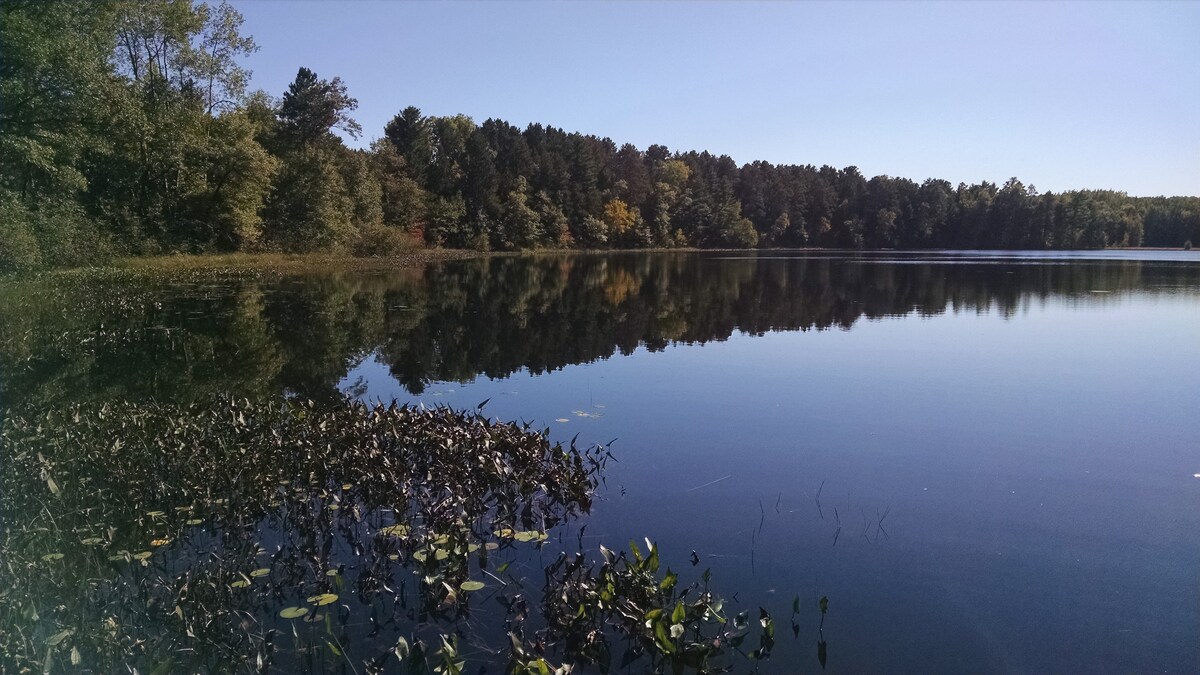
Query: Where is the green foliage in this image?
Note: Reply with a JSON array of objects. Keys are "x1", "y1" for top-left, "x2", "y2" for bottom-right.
[
  {"x1": 351, "y1": 223, "x2": 418, "y2": 257},
  {"x1": 0, "y1": 199, "x2": 42, "y2": 272},
  {"x1": 277, "y1": 66, "x2": 361, "y2": 146},
  {"x1": 0, "y1": 0, "x2": 113, "y2": 199},
  {"x1": 3, "y1": 0, "x2": 1196, "y2": 272},
  {"x1": 0, "y1": 194, "x2": 113, "y2": 271},
  {"x1": 262, "y1": 147, "x2": 356, "y2": 251}
]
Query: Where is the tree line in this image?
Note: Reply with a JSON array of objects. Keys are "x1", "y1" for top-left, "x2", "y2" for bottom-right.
[{"x1": 3, "y1": 1, "x2": 1198, "y2": 272}]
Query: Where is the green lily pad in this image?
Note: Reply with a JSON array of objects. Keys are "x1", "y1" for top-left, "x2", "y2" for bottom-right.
[
  {"x1": 41, "y1": 553, "x2": 64, "y2": 562},
  {"x1": 80, "y1": 537, "x2": 103, "y2": 545},
  {"x1": 378, "y1": 524, "x2": 408, "y2": 537},
  {"x1": 230, "y1": 579, "x2": 250, "y2": 588},
  {"x1": 307, "y1": 593, "x2": 338, "y2": 606},
  {"x1": 249, "y1": 568, "x2": 270, "y2": 577},
  {"x1": 280, "y1": 606, "x2": 308, "y2": 619},
  {"x1": 459, "y1": 581, "x2": 485, "y2": 592}
]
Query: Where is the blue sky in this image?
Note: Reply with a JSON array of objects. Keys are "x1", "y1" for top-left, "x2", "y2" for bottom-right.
[{"x1": 229, "y1": 1, "x2": 1199, "y2": 197}]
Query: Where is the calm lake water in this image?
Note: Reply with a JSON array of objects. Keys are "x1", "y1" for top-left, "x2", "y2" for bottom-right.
[{"x1": 3, "y1": 250, "x2": 1199, "y2": 673}]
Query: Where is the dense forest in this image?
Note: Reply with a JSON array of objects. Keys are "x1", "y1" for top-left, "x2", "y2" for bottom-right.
[{"x1": 3, "y1": 1, "x2": 1199, "y2": 273}]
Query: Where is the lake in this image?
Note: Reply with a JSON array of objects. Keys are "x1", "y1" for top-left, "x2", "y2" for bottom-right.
[{"x1": 3, "y1": 250, "x2": 1198, "y2": 674}]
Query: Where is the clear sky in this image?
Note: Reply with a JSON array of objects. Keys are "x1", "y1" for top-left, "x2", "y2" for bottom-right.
[{"x1": 229, "y1": 0, "x2": 1199, "y2": 197}]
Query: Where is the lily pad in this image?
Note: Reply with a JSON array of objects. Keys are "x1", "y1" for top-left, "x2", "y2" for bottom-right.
[
  {"x1": 279, "y1": 606, "x2": 308, "y2": 619},
  {"x1": 307, "y1": 593, "x2": 338, "y2": 606},
  {"x1": 41, "y1": 553, "x2": 64, "y2": 562},
  {"x1": 230, "y1": 579, "x2": 250, "y2": 588},
  {"x1": 459, "y1": 581, "x2": 485, "y2": 592},
  {"x1": 249, "y1": 568, "x2": 270, "y2": 577}
]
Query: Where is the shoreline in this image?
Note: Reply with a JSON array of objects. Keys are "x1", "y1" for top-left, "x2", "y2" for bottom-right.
[{"x1": 5, "y1": 245, "x2": 1197, "y2": 280}]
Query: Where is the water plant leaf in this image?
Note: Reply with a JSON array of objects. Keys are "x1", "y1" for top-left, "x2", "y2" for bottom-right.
[
  {"x1": 378, "y1": 524, "x2": 409, "y2": 537},
  {"x1": 249, "y1": 568, "x2": 270, "y2": 577},
  {"x1": 308, "y1": 593, "x2": 338, "y2": 606},
  {"x1": 653, "y1": 620, "x2": 675, "y2": 653},
  {"x1": 279, "y1": 607, "x2": 308, "y2": 619},
  {"x1": 41, "y1": 553, "x2": 64, "y2": 562},
  {"x1": 459, "y1": 581, "x2": 485, "y2": 592}
]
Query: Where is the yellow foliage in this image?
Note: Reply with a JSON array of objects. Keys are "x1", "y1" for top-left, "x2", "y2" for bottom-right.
[{"x1": 602, "y1": 199, "x2": 640, "y2": 236}]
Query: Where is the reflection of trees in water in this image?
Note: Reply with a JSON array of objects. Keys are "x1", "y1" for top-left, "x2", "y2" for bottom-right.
[{"x1": 0, "y1": 255, "x2": 1192, "y2": 405}]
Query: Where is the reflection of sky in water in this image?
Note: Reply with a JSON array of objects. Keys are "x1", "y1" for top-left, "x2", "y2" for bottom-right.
[{"x1": 346, "y1": 293, "x2": 1200, "y2": 674}]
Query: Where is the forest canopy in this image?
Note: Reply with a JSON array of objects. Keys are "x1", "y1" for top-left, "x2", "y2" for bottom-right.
[{"x1": 3, "y1": 0, "x2": 1198, "y2": 272}]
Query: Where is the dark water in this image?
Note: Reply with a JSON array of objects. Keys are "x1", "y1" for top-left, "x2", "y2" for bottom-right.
[{"x1": 3, "y1": 251, "x2": 1199, "y2": 673}]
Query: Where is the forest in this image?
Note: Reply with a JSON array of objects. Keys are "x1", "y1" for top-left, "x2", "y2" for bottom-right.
[{"x1": 4, "y1": 0, "x2": 1199, "y2": 273}]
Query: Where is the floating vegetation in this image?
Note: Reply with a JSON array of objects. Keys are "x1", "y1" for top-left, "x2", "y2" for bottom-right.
[
  {"x1": 1, "y1": 396, "x2": 792, "y2": 673},
  {"x1": 503, "y1": 539, "x2": 780, "y2": 674},
  {"x1": 1, "y1": 397, "x2": 610, "y2": 673}
]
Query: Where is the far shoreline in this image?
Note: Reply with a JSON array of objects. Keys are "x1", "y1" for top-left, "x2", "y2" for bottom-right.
[{"x1": 3, "y1": 245, "x2": 1197, "y2": 281}]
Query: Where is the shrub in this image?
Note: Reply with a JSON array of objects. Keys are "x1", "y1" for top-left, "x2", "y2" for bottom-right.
[
  {"x1": 351, "y1": 222, "x2": 419, "y2": 257},
  {"x1": 0, "y1": 201, "x2": 43, "y2": 273}
]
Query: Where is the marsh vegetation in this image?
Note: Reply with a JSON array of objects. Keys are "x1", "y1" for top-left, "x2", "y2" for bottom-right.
[{"x1": 2, "y1": 396, "x2": 797, "y2": 673}]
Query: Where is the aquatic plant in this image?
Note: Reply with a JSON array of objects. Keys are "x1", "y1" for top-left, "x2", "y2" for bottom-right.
[
  {"x1": 1, "y1": 397, "x2": 608, "y2": 673},
  {"x1": 1, "y1": 396, "x2": 789, "y2": 673},
  {"x1": 505, "y1": 540, "x2": 777, "y2": 674}
]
